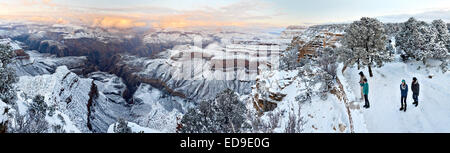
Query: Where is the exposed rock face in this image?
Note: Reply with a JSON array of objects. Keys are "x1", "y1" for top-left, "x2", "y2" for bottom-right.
[
  {"x1": 9, "y1": 26, "x2": 287, "y2": 105},
  {"x1": 5, "y1": 24, "x2": 291, "y2": 133},
  {"x1": 10, "y1": 51, "x2": 88, "y2": 76},
  {"x1": 129, "y1": 83, "x2": 191, "y2": 132},
  {"x1": 14, "y1": 66, "x2": 130, "y2": 132},
  {"x1": 38, "y1": 40, "x2": 68, "y2": 56},
  {"x1": 280, "y1": 25, "x2": 308, "y2": 39},
  {"x1": 107, "y1": 54, "x2": 255, "y2": 102},
  {"x1": 87, "y1": 72, "x2": 128, "y2": 105},
  {"x1": 13, "y1": 31, "x2": 217, "y2": 67}
]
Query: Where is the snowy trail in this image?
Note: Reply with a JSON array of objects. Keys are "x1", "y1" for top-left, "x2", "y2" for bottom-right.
[
  {"x1": 337, "y1": 65, "x2": 368, "y2": 133},
  {"x1": 334, "y1": 77, "x2": 355, "y2": 133},
  {"x1": 339, "y1": 62, "x2": 450, "y2": 132}
]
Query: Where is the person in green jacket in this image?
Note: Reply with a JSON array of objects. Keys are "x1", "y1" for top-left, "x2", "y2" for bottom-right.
[{"x1": 362, "y1": 78, "x2": 370, "y2": 109}]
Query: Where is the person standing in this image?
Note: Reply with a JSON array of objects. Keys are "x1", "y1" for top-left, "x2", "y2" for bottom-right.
[
  {"x1": 400, "y1": 79, "x2": 408, "y2": 112},
  {"x1": 362, "y1": 78, "x2": 370, "y2": 109},
  {"x1": 359, "y1": 71, "x2": 367, "y2": 101},
  {"x1": 411, "y1": 77, "x2": 420, "y2": 107}
]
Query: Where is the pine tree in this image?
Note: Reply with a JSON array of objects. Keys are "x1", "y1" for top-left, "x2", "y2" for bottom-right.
[
  {"x1": 8, "y1": 95, "x2": 50, "y2": 133},
  {"x1": 317, "y1": 47, "x2": 337, "y2": 78},
  {"x1": 341, "y1": 17, "x2": 391, "y2": 77},
  {"x1": 432, "y1": 19, "x2": 450, "y2": 52},
  {"x1": 29, "y1": 95, "x2": 48, "y2": 116},
  {"x1": 9, "y1": 110, "x2": 49, "y2": 133},
  {"x1": 213, "y1": 88, "x2": 247, "y2": 133},
  {"x1": 280, "y1": 37, "x2": 303, "y2": 70},
  {"x1": 395, "y1": 17, "x2": 448, "y2": 64},
  {"x1": 431, "y1": 19, "x2": 450, "y2": 67},
  {"x1": 114, "y1": 118, "x2": 132, "y2": 133},
  {"x1": 0, "y1": 44, "x2": 17, "y2": 104}
]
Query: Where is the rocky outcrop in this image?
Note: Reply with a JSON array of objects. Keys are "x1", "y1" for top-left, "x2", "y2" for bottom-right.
[
  {"x1": 129, "y1": 83, "x2": 190, "y2": 133},
  {"x1": 107, "y1": 54, "x2": 255, "y2": 103},
  {"x1": 14, "y1": 66, "x2": 130, "y2": 132},
  {"x1": 38, "y1": 40, "x2": 69, "y2": 57},
  {"x1": 86, "y1": 81, "x2": 98, "y2": 131},
  {"x1": 10, "y1": 51, "x2": 88, "y2": 76}
]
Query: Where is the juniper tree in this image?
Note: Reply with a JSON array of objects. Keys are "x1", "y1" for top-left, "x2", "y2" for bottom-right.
[
  {"x1": 29, "y1": 95, "x2": 48, "y2": 116},
  {"x1": 280, "y1": 37, "x2": 303, "y2": 70},
  {"x1": 317, "y1": 47, "x2": 337, "y2": 78},
  {"x1": 341, "y1": 17, "x2": 391, "y2": 77},
  {"x1": 9, "y1": 110, "x2": 49, "y2": 133},
  {"x1": 114, "y1": 118, "x2": 132, "y2": 133},
  {"x1": 8, "y1": 96, "x2": 50, "y2": 133},
  {"x1": 0, "y1": 44, "x2": 17, "y2": 104},
  {"x1": 213, "y1": 88, "x2": 247, "y2": 133},
  {"x1": 432, "y1": 19, "x2": 450, "y2": 51},
  {"x1": 431, "y1": 19, "x2": 450, "y2": 69},
  {"x1": 179, "y1": 106, "x2": 208, "y2": 133},
  {"x1": 180, "y1": 89, "x2": 248, "y2": 133},
  {"x1": 395, "y1": 17, "x2": 447, "y2": 64}
]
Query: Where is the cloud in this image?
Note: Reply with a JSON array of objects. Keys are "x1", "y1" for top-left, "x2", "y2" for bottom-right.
[
  {"x1": 20, "y1": 0, "x2": 56, "y2": 7},
  {"x1": 92, "y1": 17, "x2": 147, "y2": 29},
  {"x1": 376, "y1": 9, "x2": 450, "y2": 23},
  {"x1": 151, "y1": 15, "x2": 247, "y2": 28},
  {"x1": 1, "y1": 0, "x2": 284, "y2": 29},
  {"x1": 147, "y1": 0, "x2": 280, "y2": 28}
]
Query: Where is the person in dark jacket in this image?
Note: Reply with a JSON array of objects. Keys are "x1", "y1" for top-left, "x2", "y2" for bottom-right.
[
  {"x1": 362, "y1": 78, "x2": 370, "y2": 109},
  {"x1": 359, "y1": 71, "x2": 367, "y2": 101},
  {"x1": 411, "y1": 77, "x2": 420, "y2": 107},
  {"x1": 400, "y1": 79, "x2": 408, "y2": 112}
]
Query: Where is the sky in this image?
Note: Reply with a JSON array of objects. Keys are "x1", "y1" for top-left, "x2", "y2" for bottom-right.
[{"x1": 0, "y1": 0, "x2": 449, "y2": 29}]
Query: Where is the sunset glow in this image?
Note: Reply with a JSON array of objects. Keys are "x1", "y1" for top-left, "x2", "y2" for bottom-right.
[{"x1": 1, "y1": 0, "x2": 449, "y2": 29}]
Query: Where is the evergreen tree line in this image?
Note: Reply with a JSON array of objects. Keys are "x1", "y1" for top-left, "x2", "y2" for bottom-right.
[{"x1": 281, "y1": 17, "x2": 450, "y2": 76}]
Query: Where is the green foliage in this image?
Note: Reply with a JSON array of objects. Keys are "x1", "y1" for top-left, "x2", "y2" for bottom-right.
[
  {"x1": 180, "y1": 89, "x2": 248, "y2": 133},
  {"x1": 0, "y1": 44, "x2": 17, "y2": 104},
  {"x1": 340, "y1": 17, "x2": 392, "y2": 73},
  {"x1": 114, "y1": 118, "x2": 132, "y2": 133}
]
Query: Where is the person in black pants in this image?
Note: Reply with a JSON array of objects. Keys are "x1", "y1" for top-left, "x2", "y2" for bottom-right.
[
  {"x1": 362, "y1": 78, "x2": 370, "y2": 109},
  {"x1": 400, "y1": 79, "x2": 408, "y2": 112},
  {"x1": 411, "y1": 77, "x2": 420, "y2": 107}
]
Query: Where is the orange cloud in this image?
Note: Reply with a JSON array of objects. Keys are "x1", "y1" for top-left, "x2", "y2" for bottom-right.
[
  {"x1": 20, "y1": 0, "x2": 55, "y2": 7},
  {"x1": 92, "y1": 17, "x2": 147, "y2": 29},
  {"x1": 28, "y1": 16, "x2": 57, "y2": 23},
  {"x1": 153, "y1": 15, "x2": 247, "y2": 29},
  {"x1": 1, "y1": 0, "x2": 281, "y2": 29},
  {"x1": 56, "y1": 17, "x2": 68, "y2": 24}
]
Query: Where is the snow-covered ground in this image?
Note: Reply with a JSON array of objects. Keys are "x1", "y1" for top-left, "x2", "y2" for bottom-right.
[
  {"x1": 107, "y1": 121, "x2": 161, "y2": 133},
  {"x1": 13, "y1": 66, "x2": 131, "y2": 132},
  {"x1": 339, "y1": 59, "x2": 450, "y2": 132},
  {"x1": 249, "y1": 55, "x2": 449, "y2": 133},
  {"x1": 129, "y1": 83, "x2": 191, "y2": 133},
  {"x1": 0, "y1": 100, "x2": 9, "y2": 125},
  {"x1": 249, "y1": 67, "x2": 353, "y2": 133}
]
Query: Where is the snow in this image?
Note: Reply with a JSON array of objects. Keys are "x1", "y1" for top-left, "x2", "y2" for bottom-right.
[
  {"x1": 45, "y1": 110, "x2": 82, "y2": 133},
  {"x1": 250, "y1": 69, "x2": 353, "y2": 133},
  {"x1": 338, "y1": 60, "x2": 450, "y2": 132},
  {"x1": 0, "y1": 38, "x2": 22, "y2": 50},
  {"x1": 14, "y1": 66, "x2": 131, "y2": 132},
  {"x1": 88, "y1": 72, "x2": 128, "y2": 105},
  {"x1": 0, "y1": 100, "x2": 8, "y2": 124},
  {"x1": 299, "y1": 95, "x2": 351, "y2": 133},
  {"x1": 11, "y1": 50, "x2": 87, "y2": 77},
  {"x1": 129, "y1": 83, "x2": 191, "y2": 133},
  {"x1": 14, "y1": 66, "x2": 89, "y2": 132},
  {"x1": 107, "y1": 121, "x2": 161, "y2": 133},
  {"x1": 250, "y1": 51, "x2": 450, "y2": 133}
]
